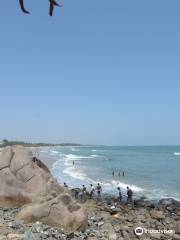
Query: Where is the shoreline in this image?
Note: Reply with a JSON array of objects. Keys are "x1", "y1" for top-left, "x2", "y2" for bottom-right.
[{"x1": 36, "y1": 147, "x2": 180, "y2": 204}]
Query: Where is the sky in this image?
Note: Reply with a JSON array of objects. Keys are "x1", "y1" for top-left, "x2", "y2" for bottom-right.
[{"x1": 0, "y1": 0, "x2": 180, "y2": 145}]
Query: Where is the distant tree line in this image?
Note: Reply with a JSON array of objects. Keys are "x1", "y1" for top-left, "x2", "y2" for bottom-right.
[{"x1": 0, "y1": 140, "x2": 81, "y2": 147}]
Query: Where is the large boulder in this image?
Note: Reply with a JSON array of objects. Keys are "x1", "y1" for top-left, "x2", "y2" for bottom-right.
[{"x1": 0, "y1": 146, "x2": 86, "y2": 231}]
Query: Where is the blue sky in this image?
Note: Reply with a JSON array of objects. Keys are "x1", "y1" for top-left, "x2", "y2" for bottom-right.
[{"x1": 0, "y1": 0, "x2": 180, "y2": 145}]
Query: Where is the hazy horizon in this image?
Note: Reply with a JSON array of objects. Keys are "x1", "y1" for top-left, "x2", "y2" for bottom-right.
[{"x1": 0, "y1": 1, "x2": 180, "y2": 146}]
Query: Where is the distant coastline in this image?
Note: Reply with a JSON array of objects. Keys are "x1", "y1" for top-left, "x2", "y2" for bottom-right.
[{"x1": 0, "y1": 140, "x2": 81, "y2": 148}]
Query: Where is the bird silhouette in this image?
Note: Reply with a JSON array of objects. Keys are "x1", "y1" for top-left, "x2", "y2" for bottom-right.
[{"x1": 18, "y1": 0, "x2": 62, "y2": 16}]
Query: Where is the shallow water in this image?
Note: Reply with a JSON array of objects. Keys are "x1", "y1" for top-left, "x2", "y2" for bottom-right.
[{"x1": 39, "y1": 145, "x2": 180, "y2": 201}]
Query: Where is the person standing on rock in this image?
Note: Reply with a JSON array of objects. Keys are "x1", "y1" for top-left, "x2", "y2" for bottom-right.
[
  {"x1": 89, "y1": 184, "x2": 95, "y2": 199},
  {"x1": 81, "y1": 185, "x2": 87, "y2": 202},
  {"x1": 74, "y1": 188, "x2": 79, "y2": 199},
  {"x1": 64, "y1": 182, "x2": 68, "y2": 188},
  {"x1": 127, "y1": 186, "x2": 133, "y2": 206},
  {"x1": 96, "y1": 183, "x2": 102, "y2": 200},
  {"x1": 117, "y1": 187, "x2": 122, "y2": 202}
]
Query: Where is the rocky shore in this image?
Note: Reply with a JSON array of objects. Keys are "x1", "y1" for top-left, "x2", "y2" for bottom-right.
[{"x1": 0, "y1": 197, "x2": 180, "y2": 240}]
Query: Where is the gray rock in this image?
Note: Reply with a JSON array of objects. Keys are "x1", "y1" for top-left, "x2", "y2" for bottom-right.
[
  {"x1": 149, "y1": 232, "x2": 161, "y2": 239},
  {"x1": 176, "y1": 222, "x2": 180, "y2": 234},
  {"x1": 173, "y1": 234, "x2": 180, "y2": 240},
  {"x1": 97, "y1": 221, "x2": 104, "y2": 227}
]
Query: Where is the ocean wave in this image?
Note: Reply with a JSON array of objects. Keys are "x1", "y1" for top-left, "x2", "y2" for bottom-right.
[
  {"x1": 111, "y1": 180, "x2": 144, "y2": 192},
  {"x1": 63, "y1": 167, "x2": 88, "y2": 181},
  {"x1": 49, "y1": 150, "x2": 59, "y2": 155},
  {"x1": 144, "y1": 189, "x2": 180, "y2": 202},
  {"x1": 100, "y1": 182, "x2": 111, "y2": 187},
  {"x1": 51, "y1": 159, "x2": 66, "y2": 170},
  {"x1": 92, "y1": 150, "x2": 97, "y2": 152},
  {"x1": 174, "y1": 152, "x2": 180, "y2": 156},
  {"x1": 40, "y1": 150, "x2": 48, "y2": 153},
  {"x1": 65, "y1": 154, "x2": 95, "y2": 160},
  {"x1": 71, "y1": 148, "x2": 80, "y2": 152}
]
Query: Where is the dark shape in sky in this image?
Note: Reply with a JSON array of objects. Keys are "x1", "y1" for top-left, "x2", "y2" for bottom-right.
[
  {"x1": 18, "y1": 0, "x2": 62, "y2": 16},
  {"x1": 49, "y1": 0, "x2": 62, "y2": 16},
  {"x1": 19, "y1": 0, "x2": 29, "y2": 14}
]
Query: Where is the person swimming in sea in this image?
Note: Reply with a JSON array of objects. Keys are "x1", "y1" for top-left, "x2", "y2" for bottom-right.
[
  {"x1": 118, "y1": 171, "x2": 121, "y2": 177},
  {"x1": 112, "y1": 170, "x2": 115, "y2": 177}
]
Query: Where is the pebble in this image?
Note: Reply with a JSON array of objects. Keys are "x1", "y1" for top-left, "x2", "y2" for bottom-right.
[{"x1": 97, "y1": 221, "x2": 104, "y2": 227}]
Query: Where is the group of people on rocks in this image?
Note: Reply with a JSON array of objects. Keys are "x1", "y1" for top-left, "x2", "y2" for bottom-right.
[
  {"x1": 63, "y1": 182, "x2": 133, "y2": 205},
  {"x1": 117, "y1": 186, "x2": 133, "y2": 205},
  {"x1": 73, "y1": 183, "x2": 102, "y2": 202}
]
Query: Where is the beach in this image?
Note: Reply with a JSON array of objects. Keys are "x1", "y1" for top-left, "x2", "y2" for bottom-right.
[{"x1": 0, "y1": 145, "x2": 180, "y2": 240}]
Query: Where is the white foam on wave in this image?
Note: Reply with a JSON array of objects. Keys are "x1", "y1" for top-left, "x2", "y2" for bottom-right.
[
  {"x1": 100, "y1": 182, "x2": 111, "y2": 187},
  {"x1": 71, "y1": 148, "x2": 79, "y2": 152},
  {"x1": 49, "y1": 150, "x2": 59, "y2": 155},
  {"x1": 40, "y1": 150, "x2": 48, "y2": 153},
  {"x1": 144, "y1": 188, "x2": 180, "y2": 202},
  {"x1": 63, "y1": 154, "x2": 97, "y2": 167},
  {"x1": 174, "y1": 152, "x2": 180, "y2": 156},
  {"x1": 92, "y1": 150, "x2": 97, "y2": 152},
  {"x1": 63, "y1": 167, "x2": 87, "y2": 181},
  {"x1": 111, "y1": 180, "x2": 144, "y2": 192},
  {"x1": 51, "y1": 158, "x2": 66, "y2": 170},
  {"x1": 52, "y1": 153, "x2": 97, "y2": 170},
  {"x1": 65, "y1": 154, "x2": 94, "y2": 160}
]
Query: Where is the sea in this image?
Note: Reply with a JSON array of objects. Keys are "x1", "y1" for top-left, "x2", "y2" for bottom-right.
[{"x1": 38, "y1": 145, "x2": 180, "y2": 201}]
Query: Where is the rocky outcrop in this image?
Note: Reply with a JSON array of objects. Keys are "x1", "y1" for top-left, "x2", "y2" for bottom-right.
[{"x1": 0, "y1": 146, "x2": 86, "y2": 231}]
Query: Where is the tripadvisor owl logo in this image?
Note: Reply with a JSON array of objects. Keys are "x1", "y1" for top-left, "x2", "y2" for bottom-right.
[{"x1": 134, "y1": 227, "x2": 144, "y2": 236}]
